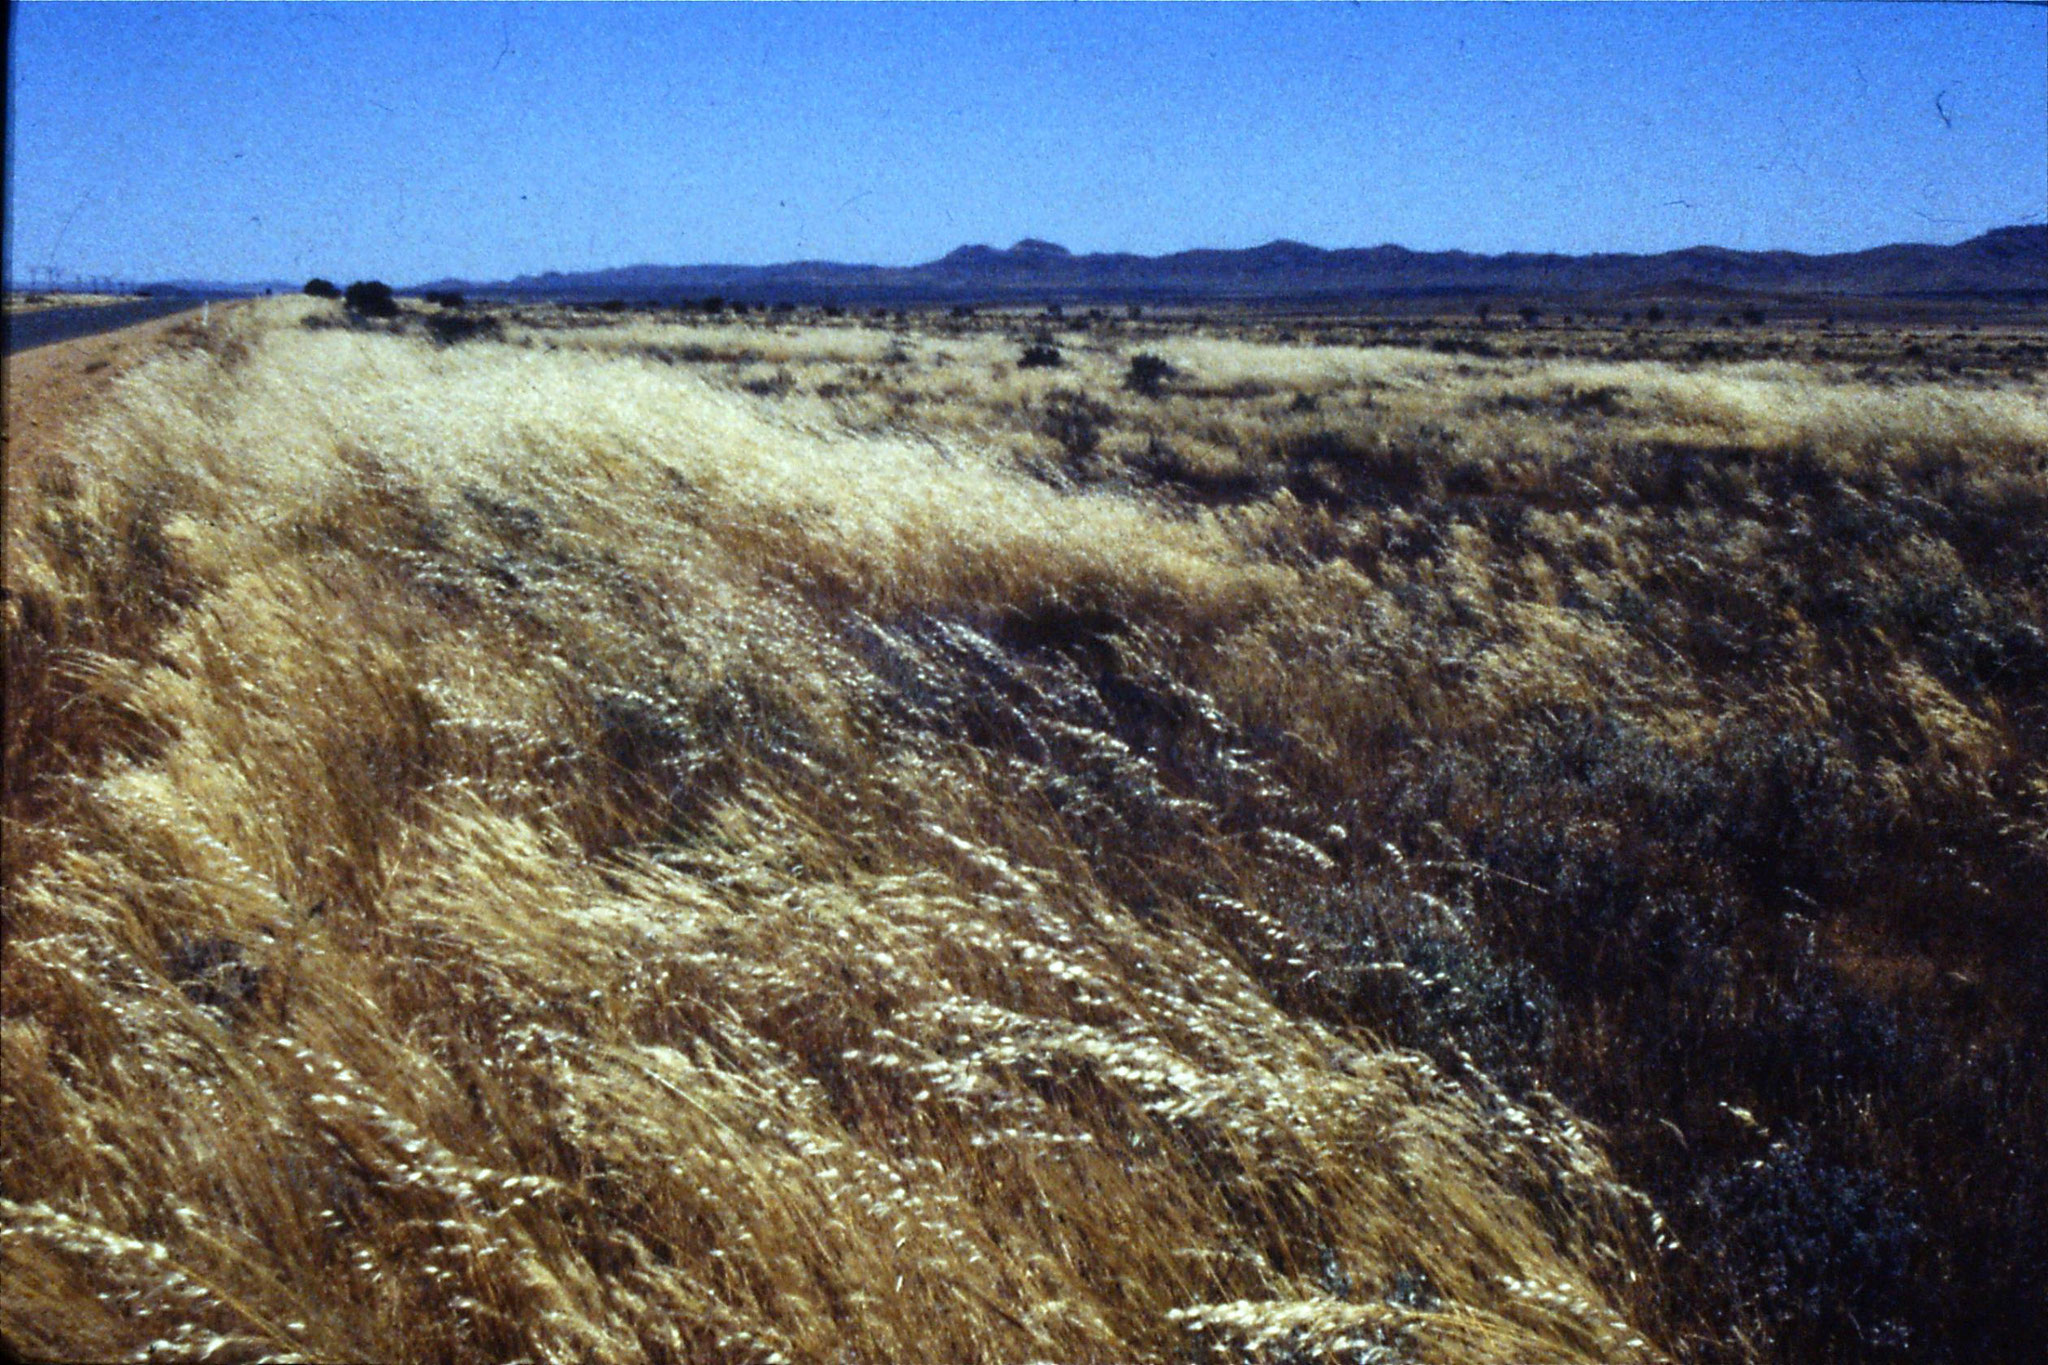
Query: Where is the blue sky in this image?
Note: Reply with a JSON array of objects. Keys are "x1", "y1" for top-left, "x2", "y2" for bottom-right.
[{"x1": 5, "y1": 2, "x2": 2043, "y2": 285}]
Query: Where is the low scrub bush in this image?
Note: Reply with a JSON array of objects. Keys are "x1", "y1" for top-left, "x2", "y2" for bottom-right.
[
  {"x1": 1693, "y1": 1129, "x2": 1921, "y2": 1359},
  {"x1": 423, "y1": 310, "x2": 503, "y2": 346},
  {"x1": 1039, "y1": 388, "x2": 1113, "y2": 463},
  {"x1": 343, "y1": 279, "x2": 399, "y2": 318},
  {"x1": 1124, "y1": 352, "x2": 1176, "y2": 396}
]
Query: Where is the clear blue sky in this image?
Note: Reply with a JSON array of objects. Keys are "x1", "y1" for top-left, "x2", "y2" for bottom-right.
[{"x1": 6, "y1": 1, "x2": 2043, "y2": 286}]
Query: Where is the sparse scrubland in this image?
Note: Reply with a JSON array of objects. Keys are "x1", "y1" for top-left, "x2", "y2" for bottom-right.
[{"x1": 5, "y1": 296, "x2": 2046, "y2": 1364}]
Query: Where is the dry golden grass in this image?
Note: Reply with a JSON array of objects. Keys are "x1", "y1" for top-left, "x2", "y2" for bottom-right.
[
  {"x1": 4, "y1": 300, "x2": 1677, "y2": 1364},
  {"x1": 3, "y1": 291, "x2": 149, "y2": 314},
  {"x1": 8, "y1": 294, "x2": 2047, "y2": 1362}
]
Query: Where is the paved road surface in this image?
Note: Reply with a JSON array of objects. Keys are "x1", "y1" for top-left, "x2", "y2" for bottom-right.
[{"x1": 3, "y1": 297, "x2": 218, "y2": 355}]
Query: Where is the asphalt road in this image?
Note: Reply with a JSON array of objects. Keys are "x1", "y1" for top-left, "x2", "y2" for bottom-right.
[{"x1": 3, "y1": 296, "x2": 216, "y2": 355}]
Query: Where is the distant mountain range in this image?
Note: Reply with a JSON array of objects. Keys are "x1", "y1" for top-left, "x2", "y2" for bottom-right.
[{"x1": 414, "y1": 225, "x2": 2047, "y2": 308}]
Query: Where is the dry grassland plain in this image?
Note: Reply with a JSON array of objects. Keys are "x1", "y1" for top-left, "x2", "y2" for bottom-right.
[
  {"x1": 4, "y1": 296, "x2": 2046, "y2": 1364},
  {"x1": 4, "y1": 292, "x2": 151, "y2": 315}
]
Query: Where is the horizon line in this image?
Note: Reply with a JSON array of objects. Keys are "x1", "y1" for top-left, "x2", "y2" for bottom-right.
[{"x1": 8, "y1": 221, "x2": 2039, "y2": 292}]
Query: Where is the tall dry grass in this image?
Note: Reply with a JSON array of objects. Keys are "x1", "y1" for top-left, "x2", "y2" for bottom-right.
[{"x1": 3, "y1": 301, "x2": 1672, "y2": 1364}]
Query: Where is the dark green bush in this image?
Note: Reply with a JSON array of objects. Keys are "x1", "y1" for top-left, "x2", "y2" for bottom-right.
[
  {"x1": 1123, "y1": 352, "x2": 1176, "y2": 396},
  {"x1": 343, "y1": 280, "x2": 399, "y2": 318}
]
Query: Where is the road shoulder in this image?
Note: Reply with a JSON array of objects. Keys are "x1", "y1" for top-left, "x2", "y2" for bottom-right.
[{"x1": 4, "y1": 307, "x2": 233, "y2": 554}]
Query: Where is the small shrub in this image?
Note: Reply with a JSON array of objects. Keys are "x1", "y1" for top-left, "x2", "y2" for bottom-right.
[
  {"x1": 1018, "y1": 341, "x2": 1064, "y2": 369},
  {"x1": 1429, "y1": 336, "x2": 1505, "y2": 359},
  {"x1": 1123, "y1": 352, "x2": 1176, "y2": 396},
  {"x1": 1129, "y1": 438, "x2": 1270, "y2": 505},
  {"x1": 425, "y1": 311, "x2": 503, "y2": 346},
  {"x1": 1040, "y1": 389, "x2": 1113, "y2": 462},
  {"x1": 344, "y1": 280, "x2": 399, "y2": 318},
  {"x1": 1395, "y1": 927, "x2": 1558, "y2": 1084},
  {"x1": 1443, "y1": 459, "x2": 1495, "y2": 496},
  {"x1": 741, "y1": 369, "x2": 795, "y2": 398},
  {"x1": 303, "y1": 277, "x2": 341, "y2": 299},
  {"x1": 1694, "y1": 1129, "x2": 1920, "y2": 1359},
  {"x1": 1278, "y1": 427, "x2": 1431, "y2": 508}
]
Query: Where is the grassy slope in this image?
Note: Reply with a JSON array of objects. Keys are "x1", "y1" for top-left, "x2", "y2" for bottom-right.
[
  {"x1": 5, "y1": 298, "x2": 2045, "y2": 1363},
  {"x1": 3, "y1": 302, "x2": 1659, "y2": 1365}
]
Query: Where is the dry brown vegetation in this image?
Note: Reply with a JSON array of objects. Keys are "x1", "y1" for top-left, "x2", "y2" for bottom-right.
[
  {"x1": 4, "y1": 292, "x2": 150, "y2": 315},
  {"x1": 5, "y1": 295, "x2": 2046, "y2": 1364}
]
